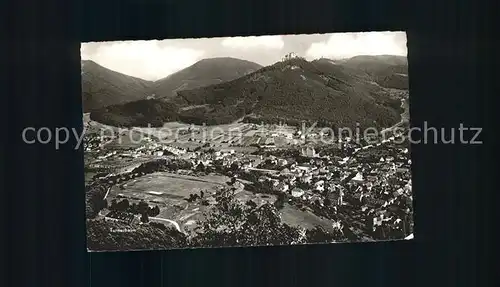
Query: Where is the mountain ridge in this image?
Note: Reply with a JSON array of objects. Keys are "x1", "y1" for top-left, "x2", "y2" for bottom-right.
[
  {"x1": 152, "y1": 57, "x2": 263, "y2": 100},
  {"x1": 174, "y1": 56, "x2": 403, "y2": 129},
  {"x1": 85, "y1": 55, "x2": 408, "y2": 129},
  {"x1": 81, "y1": 60, "x2": 155, "y2": 112},
  {"x1": 81, "y1": 57, "x2": 263, "y2": 112}
]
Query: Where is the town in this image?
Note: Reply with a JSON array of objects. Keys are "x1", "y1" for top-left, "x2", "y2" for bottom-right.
[{"x1": 85, "y1": 118, "x2": 414, "y2": 246}]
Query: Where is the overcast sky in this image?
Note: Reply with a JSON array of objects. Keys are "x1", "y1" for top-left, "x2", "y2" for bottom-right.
[{"x1": 81, "y1": 31, "x2": 407, "y2": 81}]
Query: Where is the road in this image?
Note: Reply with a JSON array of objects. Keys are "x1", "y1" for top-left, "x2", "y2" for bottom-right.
[
  {"x1": 381, "y1": 98, "x2": 410, "y2": 136},
  {"x1": 149, "y1": 217, "x2": 183, "y2": 233},
  {"x1": 89, "y1": 157, "x2": 158, "y2": 173},
  {"x1": 103, "y1": 187, "x2": 111, "y2": 199},
  {"x1": 153, "y1": 173, "x2": 227, "y2": 185},
  {"x1": 100, "y1": 184, "x2": 183, "y2": 234},
  {"x1": 99, "y1": 210, "x2": 184, "y2": 234},
  {"x1": 380, "y1": 121, "x2": 406, "y2": 135},
  {"x1": 246, "y1": 167, "x2": 280, "y2": 174}
]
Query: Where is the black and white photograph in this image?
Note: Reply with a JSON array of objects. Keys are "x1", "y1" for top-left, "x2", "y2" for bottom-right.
[{"x1": 82, "y1": 31, "x2": 413, "y2": 252}]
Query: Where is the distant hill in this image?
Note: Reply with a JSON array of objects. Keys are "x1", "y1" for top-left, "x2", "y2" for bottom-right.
[
  {"x1": 82, "y1": 57, "x2": 261, "y2": 114},
  {"x1": 81, "y1": 60, "x2": 154, "y2": 112},
  {"x1": 89, "y1": 99, "x2": 179, "y2": 127},
  {"x1": 341, "y1": 55, "x2": 407, "y2": 67},
  {"x1": 152, "y1": 57, "x2": 263, "y2": 100},
  {"x1": 174, "y1": 57, "x2": 402, "y2": 129},
  {"x1": 334, "y1": 55, "x2": 409, "y2": 90},
  {"x1": 88, "y1": 56, "x2": 407, "y2": 129}
]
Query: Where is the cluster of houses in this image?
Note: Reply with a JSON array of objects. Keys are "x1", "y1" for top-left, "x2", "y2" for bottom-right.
[
  {"x1": 83, "y1": 133, "x2": 106, "y2": 152},
  {"x1": 122, "y1": 143, "x2": 187, "y2": 158},
  {"x1": 222, "y1": 135, "x2": 413, "y2": 234},
  {"x1": 86, "y1": 121, "x2": 413, "y2": 236},
  {"x1": 95, "y1": 129, "x2": 411, "y2": 207},
  {"x1": 104, "y1": 210, "x2": 137, "y2": 225},
  {"x1": 89, "y1": 141, "x2": 187, "y2": 166}
]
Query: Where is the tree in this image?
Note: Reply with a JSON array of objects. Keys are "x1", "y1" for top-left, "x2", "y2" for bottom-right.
[
  {"x1": 274, "y1": 193, "x2": 286, "y2": 209},
  {"x1": 150, "y1": 222, "x2": 167, "y2": 231},
  {"x1": 102, "y1": 199, "x2": 108, "y2": 210},
  {"x1": 147, "y1": 205, "x2": 160, "y2": 217},
  {"x1": 87, "y1": 188, "x2": 346, "y2": 251},
  {"x1": 246, "y1": 200, "x2": 257, "y2": 209},
  {"x1": 190, "y1": 188, "x2": 306, "y2": 248},
  {"x1": 305, "y1": 226, "x2": 345, "y2": 244},
  {"x1": 86, "y1": 219, "x2": 187, "y2": 251},
  {"x1": 140, "y1": 212, "x2": 149, "y2": 223},
  {"x1": 86, "y1": 182, "x2": 109, "y2": 218},
  {"x1": 196, "y1": 162, "x2": 205, "y2": 172},
  {"x1": 137, "y1": 200, "x2": 149, "y2": 215},
  {"x1": 324, "y1": 198, "x2": 331, "y2": 206},
  {"x1": 230, "y1": 162, "x2": 240, "y2": 172},
  {"x1": 129, "y1": 203, "x2": 139, "y2": 214},
  {"x1": 152, "y1": 206, "x2": 160, "y2": 217},
  {"x1": 116, "y1": 199, "x2": 130, "y2": 212},
  {"x1": 109, "y1": 199, "x2": 118, "y2": 211}
]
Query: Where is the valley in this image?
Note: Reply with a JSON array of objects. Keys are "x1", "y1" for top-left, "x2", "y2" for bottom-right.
[{"x1": 83, "y1": 53, "x2": 413, "y2": 251}]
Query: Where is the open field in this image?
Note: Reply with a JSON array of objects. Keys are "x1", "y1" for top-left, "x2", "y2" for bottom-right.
[
  {"x1": 86, "y1": 155, "x2": 158, "y2": 174},
  {"x1": 106, "y1": 172, "x2": 231, "y2": 233},
  {"x1": 85, "y1": 116, "x2": 411, "y2": 239},
  {"x1": 233, "y1": 190, "x2": 277, "y2": 205},
  {"x1": 86, "y1": 118, "x2": 299, "y2": 152},
  {"x1": 280, "y1": 203, "x2": 337, "y2": 232},
  {"x1": 109, "y1": 172, "x2": 230, "y2": 201},
  {"x1": 103, "y1": 171, "x2": 327, "y2": 234}
]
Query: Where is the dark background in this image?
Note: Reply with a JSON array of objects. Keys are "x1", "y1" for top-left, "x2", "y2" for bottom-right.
[{"x1": 3, "y1": 0, "x2": 491, "y2": 286}]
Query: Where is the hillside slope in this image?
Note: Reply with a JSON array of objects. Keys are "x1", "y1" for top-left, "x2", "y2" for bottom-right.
[
  {"x1": 89, "y1": 99, "x2": 179, "y2": 127},
  {"x1": 88, "y1": 56, "x2": 407, "y2": 129},
  {"x1": 334, "y1": 55, "x2": 409, "y2": 90},
  {"x1": 152, "y1": 57, "x2": 262, "y2": 100},
  {"x1": 81, "y1": 60, "x2": 154, "y2": 112},
  {"x1": 175, "y1": 57, "x2": 402, "y2": 129}
]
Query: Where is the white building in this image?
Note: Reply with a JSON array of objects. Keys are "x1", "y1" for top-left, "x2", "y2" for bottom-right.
[
  {"x1": 301, "y1": 146, "x2": 316, "y2": 157},
  {"x1": 270, "y1": 179, "x2": 280, "y2": 187},
  {"x1": 278, "y1": 159, "x2": 288, "y2": 166},
  {"x1": 338, "y1": 157, "x2": 350, "y2": 165},
  {"x1": 301, "y1": 174, "x2": 313, "y2": 184},
  {"x1": 352, "y1": 172, "x2": 364, "y2": 183},
  {"x1": 314, "y1": 180, "x2": 325, "y2": 192},
  {"x1": 296, "y1": 165, "x2": 312, "y2": 172},
  {"x1": 277, "y1": 182, "x2": 289, "y2": 193},
  {"x1": 291, "y1": 188, "x2": 305, "y2": 198}
]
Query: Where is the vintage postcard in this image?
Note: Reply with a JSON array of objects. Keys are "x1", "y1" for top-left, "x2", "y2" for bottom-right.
[{"x1": 82, "y1": 31, "x2": 413, "y2": 252}]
